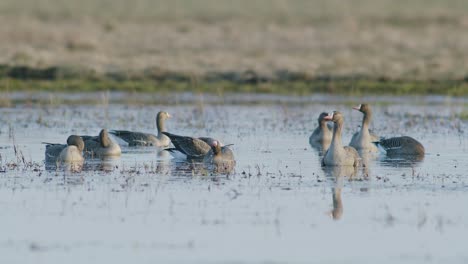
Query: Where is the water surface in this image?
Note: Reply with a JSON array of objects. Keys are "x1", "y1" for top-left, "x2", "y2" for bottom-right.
[{"x1": 0, "y1": 94, "x2": 467, "y2": 263}]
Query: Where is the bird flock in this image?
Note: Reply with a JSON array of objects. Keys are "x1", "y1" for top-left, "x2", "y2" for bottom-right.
[
  {"x1": 44, "y1": 111, "x2": 236, "y2": 172},
  {"x1": 44, "y1": 104, "x2": 424, "y2": 173},
  {"x1": 311, "y1": 104, "x2": 425, "y2": 167}
]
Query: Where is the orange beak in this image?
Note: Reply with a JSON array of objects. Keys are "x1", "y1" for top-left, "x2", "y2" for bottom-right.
[{"x1": 323, "y1": 113, "x2": 333, "y2": 121}]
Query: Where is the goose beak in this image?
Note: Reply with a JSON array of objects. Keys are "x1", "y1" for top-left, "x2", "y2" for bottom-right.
[
  {"x1": 323, "y1": 113, "x2": 334, "y2": 121},
  {"x1": 167, "y1": 113, "x2": 171, "y2": 118},
  {"x1": 352, "y1": 104, "x2": 361, "y2": 111}
]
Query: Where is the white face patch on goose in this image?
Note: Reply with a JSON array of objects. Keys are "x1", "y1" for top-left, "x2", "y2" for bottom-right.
[
  {"x1": 329, "y1": 112, "x2": 334, "y2": 119},
  {"x1": 358, "y1": 104, "x2": 362, "y2": 109}
]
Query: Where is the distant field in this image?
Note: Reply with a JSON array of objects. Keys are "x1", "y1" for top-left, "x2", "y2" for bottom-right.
[{"x1": 0, "y1": 0, "x2": 467, "y2": 94}]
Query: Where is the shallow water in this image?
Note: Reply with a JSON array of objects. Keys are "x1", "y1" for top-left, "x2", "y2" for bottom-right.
[{"x1": 0, "y1": 94, "x2": 467, "y2": 263}]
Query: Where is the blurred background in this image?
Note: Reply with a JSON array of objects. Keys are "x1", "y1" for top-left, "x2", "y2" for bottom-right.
[{"x1": 0, "y1": 0, "x2": 467, "y2": 94}]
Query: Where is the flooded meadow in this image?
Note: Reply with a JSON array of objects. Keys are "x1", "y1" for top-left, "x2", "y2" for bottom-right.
[{"x1": 0, "y1": 93, "x2": 467, "y2": 263}]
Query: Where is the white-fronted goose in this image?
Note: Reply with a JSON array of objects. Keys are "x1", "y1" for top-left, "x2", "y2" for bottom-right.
[
  {"x1": 309, "y1": 112, "x2": 333, "y2": 150},
  {"x1": 374, "y1": 136, "x2": 425, "y2": 156},
  {"x1": 203, "y1": 140, "x2": 236, "y2": 173},
  {"x1": 162, "y1": 132, "x2": 219, "y2": 160},
  {"x1": 349, "y1": 104, "x2": 379, "y2": 152},
  {"x1": 322, "y1": 111, "x2": 360, "y2": 167},
  {"x1": 110, "y1": 111, "x2": 171, "y2": 147},
  {"x1": 45, "y1": 135, "x2": 84, "y2": 163},
  {"x1": 82, "y1": 129, "x2": 121, "y2": 157}
]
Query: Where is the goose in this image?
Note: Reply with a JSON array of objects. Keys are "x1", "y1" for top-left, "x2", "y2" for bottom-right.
[
  {"x1": 349, "y1": 104, "x2": 379, "y2": 152},
  {"x1": 81, "y1": 129, "x2": 121, "y2": 157},
  {"x1": 110, "y1": 111, "x2": 171, "y2": 147},
  {"x1": 44, "y1": 135, "x2": 84, "y2": 163},
  {"x1": 322, "y1": 111, "x2": 360, "y2": 167},
  {"x1": 203, "y1": 140, "x2": 236, "y2": 173},
  {"x1": 374, "y1": 136, "x2": 425, "y2": 156},
  {"x1": 309, "y1": 112, "x2": 333, "y2": 150},
  {"x1": 162, "y1": 132, "x2": 219, "y2": 160}
]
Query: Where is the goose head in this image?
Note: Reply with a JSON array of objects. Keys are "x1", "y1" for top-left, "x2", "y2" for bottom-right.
[
  {"x1": 324, "y1": 111, "x2": 344, "y2": 124},
  {"x1": 318, "y1": 112, "x2": 329, "y2": 126},
  {"x1": 352, "y1": 103, "x2": 371, "y2": 114},
  {"x1": 209, "y1": 140, "x2": 222, "y2": 155},
  {"x1": 67, "y1": 135, "x2": 85, "y2": 152},
  {"x1": 156, "y1": 111, "x2": 171, "y2": 132},
  {"x1": 99, "y1": 129, "x2": 112, "y2": 148},
  {"x1": 157, "y1": 111, "x2": 171, "y2": 121}
]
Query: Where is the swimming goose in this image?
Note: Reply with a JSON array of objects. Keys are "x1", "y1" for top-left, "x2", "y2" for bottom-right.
[
  {"x1": 374, "y1": 136, "x2": 425, "y2": 156},
  {"x1": 203, "y1": 140, "x2": 236, "y2": 173},
  {"x1": 322, "y1": 111, "x2": 360, "y2": 167},
  {"x1": 162, "y1": 132, "x2": 217, "y2": 160},
  {"x1": 349, "y1": 104, "x2": 379, "y2": 152},
  {"x1": 45, "y1": 135, "x2": 84, "y2": 163},
  {"x1": 110, "y1": 111, "x2": 171, "y2": 147},
  {"x1": 309, "y1": 112, "x2": 333, "y2": 150},
  {"x1": 82, "y1": 129, "x2": 121, "y2": 157}
]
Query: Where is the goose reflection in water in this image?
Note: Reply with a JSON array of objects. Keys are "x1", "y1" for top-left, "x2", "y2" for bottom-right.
[
  {"x1": 378, "y1": 154, "x2": 424, "y2": 168},
  {"x1": 322, "y1": 165, "x2": 358, "y2": 221}
]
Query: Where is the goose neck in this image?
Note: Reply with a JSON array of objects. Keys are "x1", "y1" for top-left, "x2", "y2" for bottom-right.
[
  {"x1": 330, "y1": 120, "x2": 343, "y2": 147},
  {"x1": 100, "y1": 132, "x2": 111, "y2": 148},
  {"x1": 157, "y1": 116, "x2": 166, "y2": 133},
  {"x1": 362, "y1": 112, "x2": 372, "y2": 130}
]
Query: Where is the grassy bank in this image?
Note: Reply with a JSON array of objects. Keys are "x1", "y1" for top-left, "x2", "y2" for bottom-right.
[
  {"x1": 3, "y1": 79, "x2": 465, "y2": 96},
  {"x1": 1, "y1": 65, "x2": 467, "y2": 95}
]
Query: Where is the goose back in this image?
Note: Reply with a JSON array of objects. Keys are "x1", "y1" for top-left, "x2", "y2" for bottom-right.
[
  {"x1": 162, "y1": 132, "x2": 212, "y2": 159},
  {"x1": 376, "y1": 136, "x2": 425, "y2": 156},
  {"x1": 110, "y1": 111, "x2": 171, "y2": 147}
]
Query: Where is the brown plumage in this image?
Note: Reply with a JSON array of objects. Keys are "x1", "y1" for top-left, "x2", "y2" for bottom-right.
[
  {"x1": 44, "y1": 135, "x2": 84, "y2": 163},
  {"x1": 81, "y1": 129, "x2": 121, "y2": 157},
  {"x1": 349, "y1": 103, "x2": 379, "y2": 152},
  {"x1": 203, "y1": 140, "x2": 236, "y2": 173},
  {"x1": 111, "y1": 111, "x2": 171, "y2": 147},
  {"x1": 322, "y1": 111, "x2": 360, "y2": 167},
  {"x1": 309, "y1": 112, "x2": 333, "y2": 151},
  {"x1": 162, "y1": 132, "x2": 218, "y2": 160}
]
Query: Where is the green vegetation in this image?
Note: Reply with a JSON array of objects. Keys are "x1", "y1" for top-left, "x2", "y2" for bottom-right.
[
  {"x1": 459, "y1": 109, "x2": 468, "y2": 120},
  {"x1": 1, "y1": 65, "x2": 466, "y2": 95}
]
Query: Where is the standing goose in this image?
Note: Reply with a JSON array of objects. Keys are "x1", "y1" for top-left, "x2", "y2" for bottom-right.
[
  {"x1": 162, "y1": 132, "x2": 218, "y2": 160},
  {"x1": 309, "y1": 112, "x2": 333, "y2": 151},
  {"x1": 374, "y1": 136, "x2": 425, "y2": 156},
  {"x1": 203, "y1": 140, "x2": 236, "y2": 173},
  {"x1": 349, "y1": 104, "x2": 379, "y2": 152},
  {"x1": 44, "y1": 135, "x2": 85, "y2": 163},
  {"x1": 110, "y1": 111, "x2": 171, "y2": 147},
  {"x1": 322, "y1": 111, "x2": 360, "y2": 167},
  {"x1": 82, "y1": 129, "x2": 121, "y2": 157}
]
